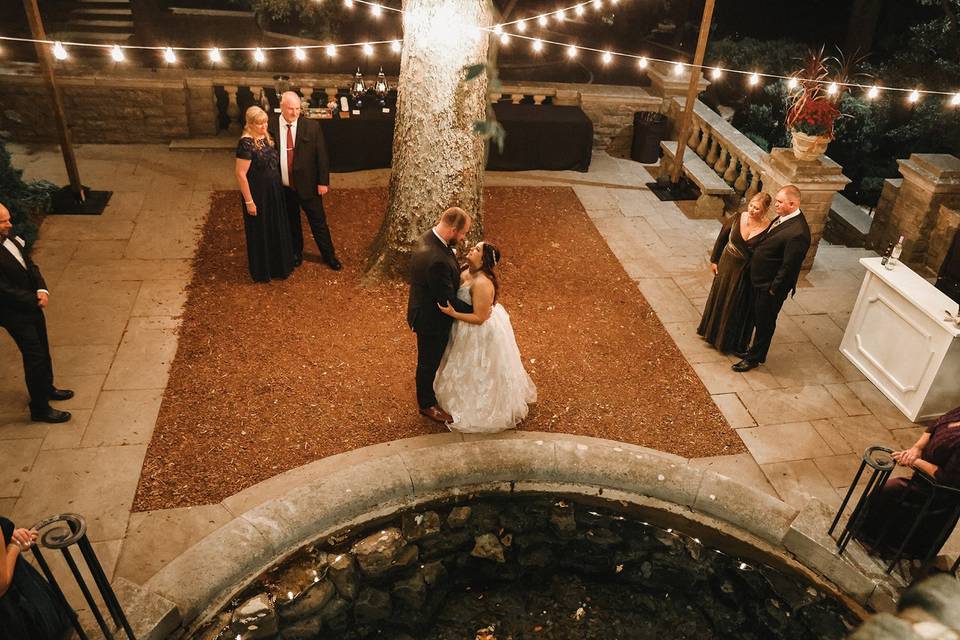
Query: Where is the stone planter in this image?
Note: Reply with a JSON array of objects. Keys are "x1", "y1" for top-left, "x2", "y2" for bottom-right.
[{"x1": 790, "y1": 129, "x2": 830, "y2": 161}]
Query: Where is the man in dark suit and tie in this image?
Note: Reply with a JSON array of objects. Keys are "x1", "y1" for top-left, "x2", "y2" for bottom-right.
[
  {"x1": 407, "y1": 208, "x2": 474, "y2": 423},
  {"x1": 269, "y1": 91, "x2": 341, "y2": 270},
  {"x1": 0, "y1": 203, "x2": 72, "y2": 423},
  {"x1": 733, "y1": 185, "x2": 812, "y2": 372}
]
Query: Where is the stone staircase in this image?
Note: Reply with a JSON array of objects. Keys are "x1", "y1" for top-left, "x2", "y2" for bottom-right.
[{"x1": 56, "y1": 0, "x2": 134, "y2": 44}]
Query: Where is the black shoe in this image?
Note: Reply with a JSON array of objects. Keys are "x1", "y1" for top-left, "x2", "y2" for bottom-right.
[
  {"x1": 49, "y1": 388, "x2": 74, "y2": 401},
  {"x1": 732, "y1": 350, "x2": 750, "y2": 359},
  {"x1": 732, "y1": 359, "x2": 759, "y2": 372},
  {"x1": 293, "y1": 254, "x2": 303, "y2": 267},
  {"x1": 326, "y1": 256, "x2": 342, "y2": 271},
  {"x1": 31, "y1": 408, "x2": 72, "y2": 423}
]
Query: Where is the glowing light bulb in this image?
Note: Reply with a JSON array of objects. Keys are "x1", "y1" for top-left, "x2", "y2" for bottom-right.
[
  {"x1": 110, "y1": 44, "x2": 125, "y2": 62},
  {"x1": 493, "y1": 24, "x2": 503, "y2": 35},
  {"x1": 576, "y1": 4, "x2": 585, "y2": 16},
  {"x1": 371, "y1": 3, "x2": 381, "y2": 17},
  {"x1": 610, "y1": 0, "x2": 619, "y2": 4},
  {"x1": 566, "y1": 45, "x2": 577, "y2": 58},
  {"x1": 538, "y1": 15, "x2": 548, "y2": 27},
  {"x1": 787, "y1": 77, "x2": 798, "y2": 90},
  {"x1": 710, "y1": 67, "x2": 722, "y2": 80},
  {"x1": 52, "y1": 41, "x2": 68, "y2": 60},
  {"x1": 516, "y1": 20, "x2": 527, "y2": 32},
  {"x1": 867, "y1": 85, "x2": 879, "y2": 99},
  {"x1": 532, "y1": 39, "x2": 543, "y2": 53},
  {"x1": 593, "y1": 0, "x2": 603, "y2": 8},
  {"x1": 951, "y1": 93, "x2": 960, "y2": 106},
  {"x1": 209, "y1": 47, "x2": 222, "y2": 63},
  {"x1": 826, "y1": 82, "x2": 838, "y2": 95},
  {"x1": 555, "y1": 9, "x2": 566, "y2": 21},
  {"x1": 390, "y1": 40, "x2": 401, "y2": 53},
  {"x1": 749, "y1": 72, "x2": 760, "y2": 86},
  {"x1": 294, "y1": 46, "x2": 306, "y2": 61},
  {"x1": 326, "y1": 44, "x2": 336, "y2": 57},
  {"x1": 673, "y1": 62, "x2": 684, "y2": 76},
  {"x1": 602, "y1": 51, "x2": 613, "y2": 65},
  {"x1": 637, "y1": 56, "x2": 648, "y2": 69},
  {"x1": 499, "y1": 33, "x2": 510, "y2": 45},
  {"x1": 253, "y1": 47, "x2": 265, "y2": 63},
  {"x1": 163, "y1": 47, "x2": 176, "y2": 63},
  {"x1": 344, "y1": 0, "x2": 353, "y2": 7},
  {"x1": 362, "y1": 43, "x2": 373, "y2": 56},
  {"x1": 908, "y1": 89, "x2": 920, "y2": 103}
]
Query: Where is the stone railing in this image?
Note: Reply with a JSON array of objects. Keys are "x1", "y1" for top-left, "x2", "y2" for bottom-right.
[
  {"x1": 666, "y1": 97, "x2": 768, "y2": 210},
  {"x1": 0, "y1": 63, "x2": 661, "y2": 150},
  {"x1": 928, "y1": 204, "x2": 960, "y2": 275}
]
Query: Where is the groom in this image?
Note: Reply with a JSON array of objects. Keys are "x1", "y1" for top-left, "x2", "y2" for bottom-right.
[{"x1": 407, "y1": 207, "x2": 473, "y2": 423}]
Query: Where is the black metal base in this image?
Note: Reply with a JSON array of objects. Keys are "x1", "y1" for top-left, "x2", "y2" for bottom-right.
[
  {"x1": 646, "y1": 178, "x2": 700, "y2": 202},
  {"x1": 50, "y1": 186, "x2": 112, "y2": 215}
]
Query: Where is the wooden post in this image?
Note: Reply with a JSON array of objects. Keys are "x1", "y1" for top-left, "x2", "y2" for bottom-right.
[
  {"x1": 669, "y1": 0, "x2": 717, "y2": 186},
  {"x1": 21, "y1": 0, "x2": 84, "y2": 200}
]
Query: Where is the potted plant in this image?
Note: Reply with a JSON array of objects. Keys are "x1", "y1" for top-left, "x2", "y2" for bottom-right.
[{"x1": 785, "y1": 48, "x2": 849, "y2": 161}]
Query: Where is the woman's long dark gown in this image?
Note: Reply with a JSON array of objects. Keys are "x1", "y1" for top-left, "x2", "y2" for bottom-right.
[
  {"x1": 697, "y1": 215, "x2": 767, "y2": 353},
  {"x1": 857, "y1": 407, "x2": 960, "y2": 558},
  {"x1": 0, "y1": 516, "x2": 71, "y2": 640},
  {"x1": 235, "y1": 137, "x2": 295, "y2": 283}
]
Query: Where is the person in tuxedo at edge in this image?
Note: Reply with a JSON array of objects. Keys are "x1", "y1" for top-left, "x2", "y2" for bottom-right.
[
  {"x1": 732, "y1": 185, "x2": 811, "y2": 372},
  {"x1": 269, "y1": 91, "x2": 341, "y2": 270},
  {"x1": 407, "y1": 207, "x2": 474, "y2": 423},
  {"x1": 0, "y1": 203, "x2": 72, "y2": 423}
]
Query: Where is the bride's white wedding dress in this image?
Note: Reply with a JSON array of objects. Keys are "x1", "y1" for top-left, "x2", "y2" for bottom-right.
[{"x1": 434, "y1": 282, "x2": 537, "y2": 433}]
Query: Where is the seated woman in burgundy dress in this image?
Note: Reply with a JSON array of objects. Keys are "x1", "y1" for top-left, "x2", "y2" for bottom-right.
[{"x1": 856, "y1": 405, "x2": 960, "y2": 558}]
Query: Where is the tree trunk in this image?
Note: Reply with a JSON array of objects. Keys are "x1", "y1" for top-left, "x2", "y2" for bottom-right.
[
  {"x1": 844, "y1": 0, "x2": 884, "y2": 57},
  {"x1": 366, "y1": 0, "x2": 495, "y2": 279}
]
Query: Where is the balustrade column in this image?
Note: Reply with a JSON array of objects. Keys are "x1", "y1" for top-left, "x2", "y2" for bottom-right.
[
  {"x1": 688, "y1": 122, "x2": 701, "y2": 151},
  {"x1": 302, "y1": 87, "x2": 314, "y2": 107},
  {"x1": 714, "y1": 147, "x2": 729, "y2": 176},
  {"x1": 696, "y1": 128, "x2": 710, "y2": 158},
  {"x1": 723, "y1": 154, "x2": 739, "y2": 185},
  {"x1": 249, "y1": 85, "x2": 265, "y2": 111},
  {"x1": 224, "y1": 85, "x2": 241, "y2": 134},
  {"x1": 325, "y1": 87, "x2": 338, "y2": 107},
  {"x1": 705, "y1": 137, "x2": 720, "y2": 165},
  {"x1": 744, "y1": 170, "x2": 760, "y2": 202},
  {"x1": 733, "y1": 161, "x2": 749, "y2": 195}
]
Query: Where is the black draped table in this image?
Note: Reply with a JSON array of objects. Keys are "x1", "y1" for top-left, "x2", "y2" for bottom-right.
[{"x1": 314, "y1": 103, "x2": 593, "y2": 173}]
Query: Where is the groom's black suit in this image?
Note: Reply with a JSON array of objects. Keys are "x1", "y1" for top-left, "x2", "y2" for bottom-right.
[
  {"x1": 407, "y1": 229, "x2": 472, "y2": 410},
  {"x1": 744, "y1": 210, "x2": 811, "y2": 364}
]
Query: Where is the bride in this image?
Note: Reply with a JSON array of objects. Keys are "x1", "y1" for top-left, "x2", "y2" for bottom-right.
[{"x1": 434, "y1": 241, "x2": 537, "y2": 433}]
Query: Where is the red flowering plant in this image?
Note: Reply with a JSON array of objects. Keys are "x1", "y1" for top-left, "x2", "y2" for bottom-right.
[{"x1": 785, "y1": 48, "x2": 852, "y2": 140}]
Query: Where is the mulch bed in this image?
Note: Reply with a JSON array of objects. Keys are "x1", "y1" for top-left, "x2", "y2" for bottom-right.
[{"x1": 132, "y1": 186, "x2": 742, "y2": 511}]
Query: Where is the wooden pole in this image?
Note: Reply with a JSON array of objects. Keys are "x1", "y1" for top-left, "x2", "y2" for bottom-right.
[
  {"x1": 22, "y1": 0, "x2": 84, "y2": 200},
  {"x1": 670, "y1": 0, "x2": 717, "y2": 185}
]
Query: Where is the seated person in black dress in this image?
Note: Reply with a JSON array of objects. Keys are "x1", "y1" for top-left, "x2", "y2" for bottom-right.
[
  {"x1": 856, "y1": 405, "x2": 960, "y2": 558},
  {"x1": 1, "y1": 515, "x2": 71, "y2": 639},
  {"x1": 234, "y1": 106, "x2": 295, "y2": 283},
  {"x1": 698, "y1": 192, "x2": 772, "y2": 353}
]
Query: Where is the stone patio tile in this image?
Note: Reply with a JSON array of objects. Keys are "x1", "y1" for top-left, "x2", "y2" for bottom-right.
[
  {"x1": 45, "y1": 278, "x2": 141, "y2": 313},
  {"x1": 12, "y1": 444, "x2": 147, "y2": 542},
  {"x1": 888, "y1": 427, "x2": 926, "y2": 450},
  {"x1": 115, "y1": 504, "x2": 234, "y2": 585},
  {"x1": 634, "y1": 278, "x2": 700, "y2": 323},
  {"x1": 52, "y1": 373, "x2": 106, "y2": 411},
  {"x1": 0, "y1": 498, "x2": 17, "y2": 514},
  {"x1": 101, "y1": 190, "x2": 147, "y2": 221},
  {"x1": 45, "y1": 308, "x2": 130, "y2": 348},
  {"x1": 30, "y1": 240, "x2": 79, "y2": 275},
  {"x1": 688, "y1": 452, "x2": 775, "y2": 496},
  {"x1": 126, "y1": 209, "x2": 204, "y2": 260},
  {"x1": 50, "y1": 345, "x2": 117, "y2": 377},
  {"x1": 71, "y1": 240, "x2": 131, "y2": 264},
  {"x1": 736, "y1": 385, "x2": 846, "y2": 425},
  {"x1": 0, "y1": 438, "x2": 42, "y2": 497},
  {"x1": 610, "y1": 187, "x2": 652, "y2": 213},
  {"x1": 40, "y1": 409, "x2": 93, "y2": 451},
  {"x1": 761, "y1": 459, "x2": 840, "y2": 509},
  {"x1": 825, "y1": 415, "x2": 897, "y2": 454},
  {"x1": 812, "y1": 454, "x2": 863, "y2": 488},
  {"x1": 799, "y1": 268, "x2": 863, "y2": 291},
  {"x1": 130, "y1": 279, "x2": 189, "y2": 317},
  {"x1": 67, "y1": 258, "x2": 192, "y2": 282},
  {"x1": 792, "y1": 286, "x2": 858, "y2": 316},
  {"x1": 810, "y1": 419, "x2": 854, "y2": 455},
  {"x1": 829, "y1": 311, "x2": 852, "y2": 331},
  {"x1": 103, "y1": 319, "x2": 177, "y2": 391},
  {"x1": 82, "y1": 390, "x2": 163, "y2": 447},
  {"x1": 741, "y1": 367, "x2": 783, "y2": 391},
  {"x1": 662, "y1": 322, "x2": 729, "y2": 364},
  {"x1": 846, "y1": 381, "x2": 919, "y2": 429},
  {"x1": 736, "y1": 422, "x2": 829, "y2": 464},
  {"x1": 573, "y1": 185, "x2": 619, "y2": 212},
  {"x1": 672, "y1": 272, "x2": 714, "y2": 299},
  {"x1": 0, "y1": 339, "x2": 21, "y2": 379},
  {"x1": 711, "y1": 393, "x2": 756, "y2": 428},
  {"x1": 792, "y1": 314, "x2": 865, "y2": 382},
  {"x1": 767, "y1": 313, "x2": 809, "y2": 344},
  {"x1": 40, "y1": 217, "x2": 136, "y2": 242},
  {"x1": 692, "y1": 362, "x2": 752, "y2": 394},
  {"x1": 823, "y1": 382, "x2": 871, "y2": 416},
  {"x1": 619, "y1": 248, "x2": 669, "y2": 279},
  {"x1": 763, "y1": 342, "x2": 845, "y2": 388}
]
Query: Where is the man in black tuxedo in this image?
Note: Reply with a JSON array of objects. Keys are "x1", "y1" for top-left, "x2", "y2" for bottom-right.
[
  {"x1": 0, "y1": 203, "x2": 73, "y2": 423},
  {"x1": 407, "y1": 207, "x2": 474, "y2": 423},
  {"x1": 269, "y1": 91, "x2": 341, "y2": 270},
  {"x1": 733, "y1": 185, "x2": 811, "y2": 372}
]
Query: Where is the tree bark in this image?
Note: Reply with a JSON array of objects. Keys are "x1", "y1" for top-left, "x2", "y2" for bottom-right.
[{"x1": 366, "y1": 0, "x2": 495, "y2": 280}]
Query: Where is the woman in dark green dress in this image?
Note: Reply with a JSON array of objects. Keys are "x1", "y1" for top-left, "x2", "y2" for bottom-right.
[{"x1": 698, "y1": 193, "x2": 772, "y2": 353}]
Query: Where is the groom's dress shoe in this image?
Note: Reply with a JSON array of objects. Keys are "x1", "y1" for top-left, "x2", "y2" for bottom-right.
[
  {"x1": 49, "y1": 388, "x2": 74, "y2": 401},
  {"x1": 732, "y1": 349, "x2": 750, "y2": 359},
  {"x1": 420, "y1": 406, "x2": 453, "y2": 423},
  {"x1": 732, "y1": 359, "x2": 759, "y2": 372},
  {"x1": 31, "y1": 408, "x2": 72, "y2": 424}
]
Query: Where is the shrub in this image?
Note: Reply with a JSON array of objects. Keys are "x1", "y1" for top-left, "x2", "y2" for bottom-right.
[{"x1": 0, "y1": 140, "x2": 56, "y2": 247}]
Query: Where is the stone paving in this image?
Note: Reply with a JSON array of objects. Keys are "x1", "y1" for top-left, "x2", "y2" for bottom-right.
[{"x1": 0, "y1": 143, "x2": 955, "y2": 613}]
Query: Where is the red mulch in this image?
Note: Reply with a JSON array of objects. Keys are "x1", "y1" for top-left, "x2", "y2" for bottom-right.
[{"x1": 132, "y1": 186, "x2": 742, "y2": 511}]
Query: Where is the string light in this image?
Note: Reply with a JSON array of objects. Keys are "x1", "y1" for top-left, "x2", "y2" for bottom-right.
[
  {"x1": 908, "y1": 89, "x2": 920, "y2": 103},
  {"x1": 390, "y1": 40, "x2": 401, "y2": 52},
  {"x1": 325, "y1": 44, "x2": 336, "y2": 57},
  {"x1": 344, "y1": 0, "x2": 353, "y2": 7},
  {"x1": 673, "y1": 62, "x2": 684, "y2": 76},
  {"x1": 493, "y1": 24, "x2": 503, "y2": 35},
  {"x1": 500, "y1": 33, "x2": 510, "y2": 45},
  {"x1": 516, "y1": 20, "x2": 527, "y2": 32},
  {"x1": 110, "y1": 44, "x2": 125, "y2": 62},
  {"x1": 710, "y1": 67, "x2": 722, "y2": 80},
  {"x1": 52, "y1": 41, "x2": 67, "y2": 60},
  {"x1": 555, "y1": 9, "x2": 566, "y2": 22},
  {"x1": 576, "y1": 4, "x2": 586, "y2": 15},
  {"x1": 294, "y1": 46, "x2": 306, "y2": 61},
  {"x1": 538, "y1": 15, "x2": 548, "y2": 27},
  {"x1": 867, "y1": 85, "x2": 880, "y2": 99},
  {"x1": 253, "y1": 47, "x2": 265, "y2": 63},
  {"x1": 532, "y1": 38, "x2": 543, "y2": 52},
  {"x1": 637, "y1": 56, "x2": 648, "y2": 69},
  {"x1": 163, "y1": 47, "x2": 176, "y2": 64},
  {"x1": 593, "y1": 0, "x2": 602, "y2": 8},
  {"x1": 362, "y1": 42, "x2": 374, "y2": 56},
  {"x1": 208, "y1": 47, "x2": 222, "y2": 63},
  {"x1": 952, "y1": 93, "x2": 960, "y2": 106},
  {"x1": 749, "y1": 72, "x2": 760, "y2": 86},
  {"x1": 602, "y1": 50, "x2": 613, "y2": 64},
  {"x1": 370, "y1": 3, "x2": 382, "y2": 17},
  {"x1": 567, "y1": 44, "x2": 578, "y2": 58},
  {"x1": 787, "y1": 77, "x2": 798, "y2": 90},
  {"x1": 826, "y1": 82, "x2": 838, "y2": 96}
]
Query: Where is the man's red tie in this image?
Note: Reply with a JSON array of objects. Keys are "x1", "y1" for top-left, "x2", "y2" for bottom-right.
[{"x1": 286, "y1": 124, "x2": 294, "y2": 179}]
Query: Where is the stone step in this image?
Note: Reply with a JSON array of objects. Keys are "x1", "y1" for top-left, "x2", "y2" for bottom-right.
[
  {"x1": 69, "y1": 19, "x2": 135, "y2": 28},
  {"x1": 55, "y1": 31, "x2": 133, "y2": 42},
  {"x1": 78, "y1": 0, "x2": 131, "y2": 4},
  {"x1": 72, "y1": 8, "x2": 134, "y2": 16},
  {"x1": 169, "y1": 137, "x2": 236, "y2": 151}
]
